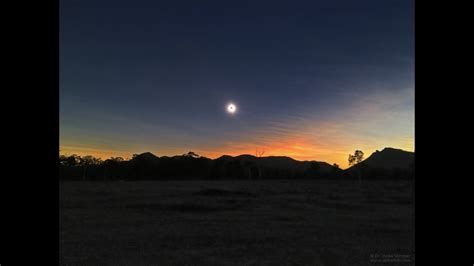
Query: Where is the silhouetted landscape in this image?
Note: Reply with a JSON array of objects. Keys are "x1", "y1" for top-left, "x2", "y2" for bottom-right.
[
  {"x1": 59, "y1": 147, "x2": 414, "y2": 181},
  {"x1": 60, "y1": 147, "x2": 414, "y2": 265}
]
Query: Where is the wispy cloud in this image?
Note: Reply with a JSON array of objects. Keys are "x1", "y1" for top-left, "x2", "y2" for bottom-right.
[{"x1": 61, "y1": 85, "x2": 414, "y2": 168}]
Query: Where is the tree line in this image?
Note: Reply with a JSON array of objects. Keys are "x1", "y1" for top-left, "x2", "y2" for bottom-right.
[{"x1": 59, "y1": 151, "x2": 413, "y2": 181}]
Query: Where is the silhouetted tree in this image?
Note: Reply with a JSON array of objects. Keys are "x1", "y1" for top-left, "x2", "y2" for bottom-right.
[
  {"x1": 64, "y1": 154, "x2": 80, "y2": 167},
  {"x1": 110, "y1": 157, "x2": 124, "y2": 162},
  {"x1": 103, "y1": 157, "x2": 125, "y2": 180},
  {"x1": 59, "y1": 154, "x2": 83, "y2": 180},
  {"x1": 59, "y1": 155, "x2": 68, "y2": 165},
  {"x1": 348, "y1": 150, "x2": 364, "y2": 166},
  {"x1": 79, "y1": 155, "x2": 102, "y2": 180},
  {"x1": 348, "y1": 150, "x2": 364, "y2": 185}
]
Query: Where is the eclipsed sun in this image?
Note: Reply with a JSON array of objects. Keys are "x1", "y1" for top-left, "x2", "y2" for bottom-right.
[{"x1": 227, "y1": 103, "x2": 237, "y2": 114}]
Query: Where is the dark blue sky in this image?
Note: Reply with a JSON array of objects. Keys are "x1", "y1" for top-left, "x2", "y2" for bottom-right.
[{"x1": 60, "y1": 0, "x2": 414, "y2": 167}]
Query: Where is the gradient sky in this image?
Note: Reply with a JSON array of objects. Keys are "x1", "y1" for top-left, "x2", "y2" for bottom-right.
[{"x1": 60, "y1": 0, "x2": 414, "y2": 168}]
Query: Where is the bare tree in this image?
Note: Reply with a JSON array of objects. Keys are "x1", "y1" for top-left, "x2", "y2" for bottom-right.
[{"x1": 254, "y1": 148, "x2": 266, "y2": 179}]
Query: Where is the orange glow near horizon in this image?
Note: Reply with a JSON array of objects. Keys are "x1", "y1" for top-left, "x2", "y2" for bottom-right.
[
  {"x1": 60, "y1": 87, "x2": 414, "y2": 169},
  {"x1": 61, "y1": 136, "x2": 413, "y2": 169}
]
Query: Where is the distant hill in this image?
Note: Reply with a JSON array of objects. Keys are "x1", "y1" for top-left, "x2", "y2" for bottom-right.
[
  {"x1": 345, "y1": 148, "x2": 414, "y2": 179},
  {"x1": 131, "y1": 152, "x2": 160, "y2": 163},
  {"x1": 232, "y1": 154, "x2": 336, "y2": 173},
  {"x1": 348, "y1": 148, "x2": 414, "y2": 170}
]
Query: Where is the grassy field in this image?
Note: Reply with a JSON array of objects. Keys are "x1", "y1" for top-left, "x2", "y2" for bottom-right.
[{"x1": 60, "y1": 180, "x2": 414, "y2": 265}]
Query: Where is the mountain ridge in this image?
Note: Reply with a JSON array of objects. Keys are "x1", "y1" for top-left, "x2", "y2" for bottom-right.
[
  {"x1": 60, "y1": 147, "x2": 414, "y2": 180},
  {"x1": 133, "y1": 146, "x2": 414, "y2": 172},
  {"x1": 346, "y1": 147, "x2": 414, "y2": 172}
]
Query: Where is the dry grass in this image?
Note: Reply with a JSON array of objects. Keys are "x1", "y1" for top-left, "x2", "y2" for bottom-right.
[{"x1": 60, "y1": 180, "x2": 414, "y2": 265}]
